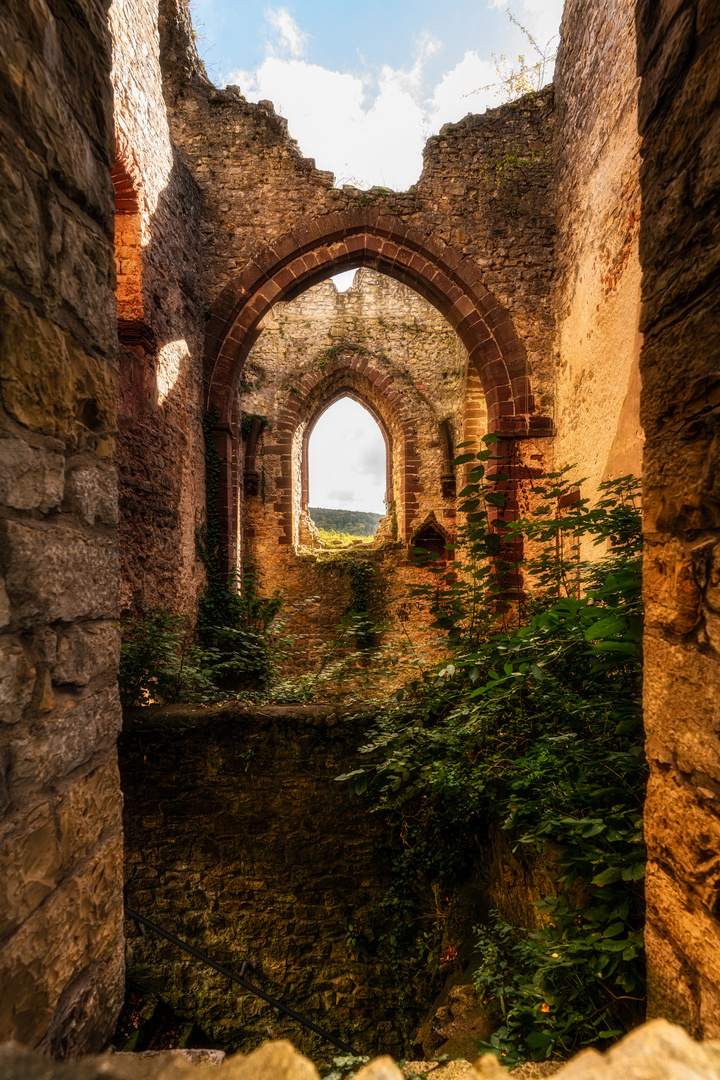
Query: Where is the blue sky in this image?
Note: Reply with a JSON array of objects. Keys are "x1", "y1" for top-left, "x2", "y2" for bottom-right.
[{"x1": 190, "y1": 0, "x2": 564, "y2": 189}]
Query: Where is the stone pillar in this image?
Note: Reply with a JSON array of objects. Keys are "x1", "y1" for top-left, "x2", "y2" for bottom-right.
[
  {"x1": 637, "y1": 0, "x2": 720, "y2": 1036},
  {"x1": 0, "y1": 0, "x2": 124, "y2": 1056}
]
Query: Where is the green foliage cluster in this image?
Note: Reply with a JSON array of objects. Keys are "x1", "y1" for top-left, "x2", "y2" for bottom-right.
[
  {"x1": 346, "y1": 558, "x2": 379, "y2": 649},
  {"x1": 310, "y1": 507, "x2": 382, "y2": 538},
  {"x1": 118, "y1": 608, "x2": 220, "y2": 707},
  {"x1": 316, "y1": 529, "x2": 373, "y2": 545},
  {"x1": 337, "y1": 437, "x2": 645, "y2": 1062}
]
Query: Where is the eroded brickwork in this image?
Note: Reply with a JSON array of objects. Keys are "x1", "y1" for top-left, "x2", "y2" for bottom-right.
[
  {"x1": 154, "y1": 20, "x2": 558, "y2": 567},
  {"x1": 236, "y1": 272, "x2": 463, "y2": 672},
  {"x1": 0, "y1": 0, "x2": 124, "y2": 1054},
  {"x1": 553, "y1": 0, "x2": 644, "y2": 502},
  {"x1": 636, "y1": 0, "x2": 720, "y2": 1036},
  {"x1": 110, "y1": 0, "x2": 206, "y2": 615}
]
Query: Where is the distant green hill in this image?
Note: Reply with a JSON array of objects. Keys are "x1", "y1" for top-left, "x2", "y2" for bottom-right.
[{"x1": 309, "y1": 507, "x2": 382, "y2": 537}]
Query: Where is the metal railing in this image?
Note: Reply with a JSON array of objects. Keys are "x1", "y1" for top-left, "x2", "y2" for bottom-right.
[{"x1": 125, "y1": 907, "x2": 360, "y2": 1056}]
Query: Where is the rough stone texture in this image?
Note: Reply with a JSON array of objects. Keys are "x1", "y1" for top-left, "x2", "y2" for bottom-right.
[
  {"x1": 0, "y1": 0, "x2": 124, "y2": 1057},
  {"x1": 119, "y1": 702, "x2": 565, "y2": 1057},
  {"x1": 109, "y1": 0, "x2": 206, "y2": 615},
  {"x1": 5, "y1": 1021, "x2": 720, "y2": 1078},
  {"x1": 553, "y1": 0, "x2": 644, "y2": 511},
  {"x1": 635, "y1": 0, "x2": 720, "y2": 1037},
  {"x1": 239, "y1": 269, "x2": 495, "y2": 673},
  {"x1": 120, "y1": 704, "x2": 410, "y2": 1057}
]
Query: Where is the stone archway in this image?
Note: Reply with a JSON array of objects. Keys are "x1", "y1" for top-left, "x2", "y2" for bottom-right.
[
  {"x1": 274, "y1": 347, "x2": 436, "y2": 547},
  {"x1": 204, "y1": 211, "x2": 553, "y2": 569}
]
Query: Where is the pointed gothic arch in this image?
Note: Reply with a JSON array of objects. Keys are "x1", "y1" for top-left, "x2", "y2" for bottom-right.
[{"x1": 206, "y1": 210, "x2": 553, "y2": 569}]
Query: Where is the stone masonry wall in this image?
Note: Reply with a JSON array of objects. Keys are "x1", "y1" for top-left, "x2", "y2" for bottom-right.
[
  {"x1": 120, "y1": 704, "x2": 406, "y2": 1058},
  {"x1": 110, "y1": 0, "x2": 206, "y2": 616},
  {"x1": 0, "y1": 0, "x2": 124, "y2": 1055},
  {"x1": 553, "y1": 0, "x2": 644, "y2": 504},
  {"x1": 636, "y1": 0, "x2": 720, "y2": 1037}
]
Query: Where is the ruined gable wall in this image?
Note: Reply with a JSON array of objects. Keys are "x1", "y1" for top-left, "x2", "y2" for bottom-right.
[
  {"x1": 636, "y1": 0, "x2": 720, "y2": 1037},
  {"x1": 239, "y1": 270, "x2": 472, "y2": 675},
  {"x1": 110, "y1": 0, "x2": 206, "y2": 616},
  {"x1": 0, "y1": 0, "x2": 124, "y2": 1055},
  {"x1": 158, "y1": 0, "x2": 557, "y2": 427},
  {"x1": 553, "y1": 0, "x2": 643, "y2": 498}
]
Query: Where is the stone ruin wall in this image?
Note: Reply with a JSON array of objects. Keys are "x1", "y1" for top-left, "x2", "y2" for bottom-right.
[
  {"x1": 635, "y1": 0, "x2": 720, "y2": 1038},
  {"x1": 160, "y1": 8, "x2": 557, "y2": 427},
  {"x1": 110, "y1": 0, "x2": 206, "y2": 617},
  {"x1": 120, "y1": 704, "x2": 403, "y2": 1057},
  {"x1": 2, "y1": 0, "x2": 720, "y2": 1059},
  {"x1": 552, "y1": 0, "x2": 644, "y2": 510},
  {"x1": 0, "y1": 0, "x2": 124, "y2": 1055},
  {"x1": 119, "y1": 702, "x2": 569, "y2": 1059}
]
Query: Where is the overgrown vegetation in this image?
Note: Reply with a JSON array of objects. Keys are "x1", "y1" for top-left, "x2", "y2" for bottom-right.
[
  {"x1": 470, "y1": 7, "x2": 558, "y2": 103},
  {"x1": 119, "y1": 409, "x2": 282, "y2": 706},
  {"x1": 310, "y1": 507, "x2": 382, "y2": 539},
  {"x1": 336, "y1": 437, "x2": 645, "y2": 1063}
]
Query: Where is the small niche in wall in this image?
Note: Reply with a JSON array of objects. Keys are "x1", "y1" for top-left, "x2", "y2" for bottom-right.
[{"x1": 410, "y1": 520, "x2": 452, "y2": 565}]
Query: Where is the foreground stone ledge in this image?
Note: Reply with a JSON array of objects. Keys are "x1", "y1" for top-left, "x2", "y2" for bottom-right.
[{"x1": 3, "y1": 1022, "x2": 720, "y2": 1078}]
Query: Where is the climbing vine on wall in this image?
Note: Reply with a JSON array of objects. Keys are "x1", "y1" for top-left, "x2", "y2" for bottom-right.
[{"x1": 337, "y1": 441, "x2": 645, "y2": 1062}]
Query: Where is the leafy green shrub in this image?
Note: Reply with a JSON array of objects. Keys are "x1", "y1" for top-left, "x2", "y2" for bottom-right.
[
  {"x1": 198, "y1": 562, "x2": 282, "y2": 691},
  {"x1": 336, "y1": 437, "x2": 645, "y2": 1061},
  {"x1": 118, "y1": 608, "x2": 219, "y2": 707}
]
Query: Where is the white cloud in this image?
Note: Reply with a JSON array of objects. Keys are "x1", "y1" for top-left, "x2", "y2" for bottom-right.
[
  {"x1": 227, "y1": 0, "x2": 563, "y2": 192},
  {"x1": 308, "y1": 398, "x2": 386, "y2": 513},
  {"x1": 229, "y1": 57, "x2": 425, "y2": 189},
  {"x1": 427, "y1": 50, "x2": 498, "y2": 131},
  {"x1": 265, "y1": 7, "x2": 308, "y2": 57}
]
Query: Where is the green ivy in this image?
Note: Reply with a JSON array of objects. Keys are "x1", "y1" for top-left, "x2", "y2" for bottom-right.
[{"x1": 336, "y1": 439, "x2": 645, "y2": 1062}]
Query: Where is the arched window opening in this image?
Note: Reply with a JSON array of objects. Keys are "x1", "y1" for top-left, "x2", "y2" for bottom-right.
[
  {"x1": 306, "y1": 397, "x2": 387, "y2": 546},
  {"x1": 440, "y1": 419, "x2": 456, "y2": 498},
  {"x1": 111, "y1": 152, "x2": 149, "y2": 348}
]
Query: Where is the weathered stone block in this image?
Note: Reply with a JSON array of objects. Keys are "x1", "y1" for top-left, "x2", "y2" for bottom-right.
[
  {"x1": 0, "y1": 832, "x2": 123, "y2": 1054},
  {"x1": 0, "y1": 437, "x2": 64, "y2": 513},
  {"x1": 0, "y1": 578, "x2": 10, "y2": 631},
  {"x1": 644, "y1": 634, "x2": 720, "y2": 781},
  {"x1": 643, "y1": 536, "x2": 702, "y2": 633},
  {"x1": 58, "y1": 757, "x2": 123, "y2": 869},
  {"x1": 0, "y1": 0, "x2": 114, "y2": 227},
  {"x1": 0, "y1": 291, "x2": 117, "y2": 460},
  {"x1": 645, "y1": 769, "x2": 720, "y2": 909},
  {"x1": 0, "y1": 801, "x2": 62, "y2": 939},
  {"x1": 10, "y1": 686, "x2": 122, "y2": 791},
  {"x1": 0, "y1": 634, "x2": 36, "y2": 724},
  {"x1": 646, "y1": 861, "x2": 720, "y2": 1034},
  {"x1": 53, "y1": 621, "x2": 121, "y2": 688},
  {"x1": 0, "y1": 519, "x2": 118, "y2": 628}
]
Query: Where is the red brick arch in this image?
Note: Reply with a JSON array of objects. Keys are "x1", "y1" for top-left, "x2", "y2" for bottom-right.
[{"x1": 207, "y1": 209, "x2": 552, "y2": 568}]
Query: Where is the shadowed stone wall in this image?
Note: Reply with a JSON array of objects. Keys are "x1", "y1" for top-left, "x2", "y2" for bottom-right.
[
  {"x1": 635, "y1": 0, "x2": 720, "y2": 1036},
  {"x1": 0, "y1": 0, "x2": 124, "y2": 1055},
  {"x1": 110, "y1": 0, "x2": 206, "y2": 616},
  {"x1": 120, "y1": 704, "x2": 404, "y2": 1058}
]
